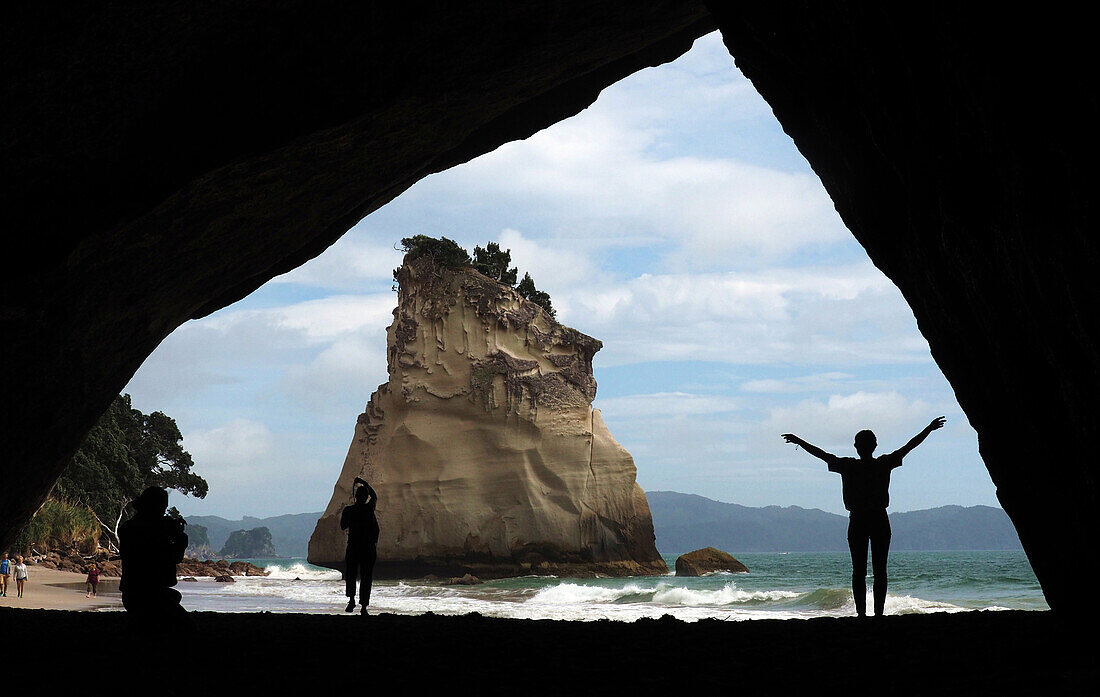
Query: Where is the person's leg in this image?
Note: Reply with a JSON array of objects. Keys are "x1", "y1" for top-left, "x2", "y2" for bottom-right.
[
  {"x1": 18, "y1": 579, "x2": 25, "y2": 597},
  {"x1": 847, "y1": 515, "x2": 869, "y2": 617},
  {"x1": 360, "y1": 546, "x2": 377, "y2": 608},
  {"x1": 870, "y1": 510, "x2": 892, "y2": 616},
  {"x1": 345, "y1": 546, "x2": 359, "y2": 610}
]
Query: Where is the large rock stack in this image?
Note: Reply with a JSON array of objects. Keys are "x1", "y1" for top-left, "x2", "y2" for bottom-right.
[{"x1": 308, "y1": 255, "x2": 666, "y2": 579}]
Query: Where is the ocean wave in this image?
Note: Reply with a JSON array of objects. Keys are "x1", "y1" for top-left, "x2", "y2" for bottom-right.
[
  {"x1": 790, "y1": 587, "x2": 852, "y2": 611},
  {"x1": 883, "y1": 594, "x2": 967, "y2": 614},
  {"x1": 261, "y1": 562, "x2": 342, "y2": 581},
  {"x1": 525, "y1": 581, "x2": 800, "y2": 609}
]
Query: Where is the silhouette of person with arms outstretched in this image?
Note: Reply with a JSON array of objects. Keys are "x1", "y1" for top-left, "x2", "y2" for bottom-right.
[
  {"x1": 341, "y1": 476, "x2": 379, "y2": 615},
  {"x1": 118, "y1": 486, "x2": 189, "y2": 631},
  {"x1": 782, "y1": 417, "x2": 946, "y2": 617}
]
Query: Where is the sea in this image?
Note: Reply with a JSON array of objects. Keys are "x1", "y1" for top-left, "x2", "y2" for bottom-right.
[{"x1": 171, "y1": 550, "x2": 1047, "y2": 621}]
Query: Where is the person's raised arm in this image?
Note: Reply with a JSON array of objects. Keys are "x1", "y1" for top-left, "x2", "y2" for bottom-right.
[
  {"x1": 891, "y1": 416, "x2": 946, "y2": 459},
  {"x1": 781, "y1": 434, "x2": 836, "y2": 464}
]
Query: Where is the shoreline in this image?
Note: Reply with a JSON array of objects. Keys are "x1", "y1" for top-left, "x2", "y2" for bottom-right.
[
  {"x1": 3, "y1": 608, "x2": 1092, "y2": 694},
  {"x1": 0, "y1": 567, "x2": 121, "y2": 611}
]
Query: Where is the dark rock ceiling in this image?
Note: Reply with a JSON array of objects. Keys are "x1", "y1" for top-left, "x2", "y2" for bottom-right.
[{"x1": 2, "y1": 1, "x2": 1094, "y2": 614}]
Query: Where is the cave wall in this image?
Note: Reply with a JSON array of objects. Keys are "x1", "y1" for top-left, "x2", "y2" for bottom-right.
[
  {"x1": 0, "y1": 1, "x2": 714, "y2": 550},
  {"x1": 706, "y1": 2, "x2": 1097, "y2": 612},
  {"x1": 3, "y1": 1, "x2": 1095, "y2": 614}
]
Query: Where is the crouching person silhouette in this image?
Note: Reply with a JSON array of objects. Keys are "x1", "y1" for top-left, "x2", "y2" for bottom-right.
[
  {"x1": 119, "y1": 486, "x2": 190, "y2": 633},
  {"x1": 341, "y1": 476, "x2": 379, "y2": 615},
  {"x1": 782, "y1": 417, "x2": 945, "y2": 617}
]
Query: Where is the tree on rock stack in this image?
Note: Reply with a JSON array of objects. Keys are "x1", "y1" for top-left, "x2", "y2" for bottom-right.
[
  {"x1": 393, "y1": 236, "x2": 555, "y2": 317},
  {"x1": 516, "y1": 272, "x2": 555, "y2": 318},
  {"x1": 392, "y1": 235, "x2": 471, "y2": 282},
  {"x1": 473, "y1": 242, "x2": 518, "y2": 285}
]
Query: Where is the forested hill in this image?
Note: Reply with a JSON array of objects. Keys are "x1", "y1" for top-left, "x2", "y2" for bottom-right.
[
  {"x1": 185, "y1": 493, "x2": 1023, "y2": 559},
  {"x1": 647, "y1": 491, "x2": 1023, "y2": 555},
  {"x1": 184, "y1": 512, "x2": 322, "y2": 558}
]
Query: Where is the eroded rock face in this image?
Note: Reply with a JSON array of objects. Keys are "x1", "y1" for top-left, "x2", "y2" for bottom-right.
[{"x1": 308, "y1": 257, "x2": 666, "y2": 579}]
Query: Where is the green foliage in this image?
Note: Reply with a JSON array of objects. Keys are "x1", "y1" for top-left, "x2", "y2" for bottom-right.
[
  {"x1": 218, "y1": 526, "x2": 277, "y2": 558},
  {"x1": 392, "y1": 236, "x2": 555, "y2": 318},
  {"x1": 473, "y1": 242, "x2": 518, "y2": 285},
  {"x1": 13, "y1": 498, "x2": 101, "y2": 554},
  {"x1": 184, "y1": 522, "x2": 211, "y2": 548},
  {"x1": 53, "y1": 394, "x2": 208, "y2": 530},
  {"x1": 516, "y1": 272, "x2": 556, "y2": 318},
  {"x1": 393, "y1": 235, "x2": 472, "y2": 281}
]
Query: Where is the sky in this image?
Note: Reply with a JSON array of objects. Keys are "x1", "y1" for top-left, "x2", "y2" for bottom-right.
[{"x1": 125, "y1": 32, "x2": 997, "y2": 519}]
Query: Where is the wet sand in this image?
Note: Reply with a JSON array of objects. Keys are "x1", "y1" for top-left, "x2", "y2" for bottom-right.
[{"x1": 2, "y1": 607, "x2": 1093, "y2": 694}]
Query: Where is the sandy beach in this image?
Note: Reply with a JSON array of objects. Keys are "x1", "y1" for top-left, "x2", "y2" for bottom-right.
[{"x1": 0, "y1": 566, "x2": 121, "y2": 611}]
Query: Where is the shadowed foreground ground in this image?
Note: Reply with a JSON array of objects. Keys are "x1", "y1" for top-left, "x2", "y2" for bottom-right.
[{"x1": 5, "y1": 608, "x2": 1093, "y2": 693}]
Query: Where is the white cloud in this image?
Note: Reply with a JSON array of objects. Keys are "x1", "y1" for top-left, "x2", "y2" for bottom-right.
[
  {"x1": 761, "y1": 391, "x2": 936, "y2": 451},
  {"x1": 184, "y1": 419, "x2": 274, "y2": 473},
  {"x1": 740, "y1": 373, "x2": 856, "y2": 393},
  {"x1": 205, "y1": 293, "x2": 395, "y2": 343},
  {"x1": 596, "y1": 392, "x2": 740, "y2": 419},
  {"x1": 441, "y1": 114, "x2": 847, "y2": 264},
  {"x1": 558, "y1": 263, "x2": 930, "y2": 367},
  {"x1": 497, "y1": 228, "x2": 597, "y2": 286},
  {"x1": 270, "y1": 237, "x2": 403, "y2": 291},
  {"x1": 281, "y1": 334, "x2": 390, "y2": 419}
]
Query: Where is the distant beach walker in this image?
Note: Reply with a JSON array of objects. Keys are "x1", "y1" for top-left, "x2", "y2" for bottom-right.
[{"x1": 174, "y1": 551, "x2": 1047, "y2": 620}]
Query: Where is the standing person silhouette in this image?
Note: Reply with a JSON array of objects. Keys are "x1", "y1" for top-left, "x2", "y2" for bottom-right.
[
  {"x1": 782, "y1": 417, "x2": 946, "y2": 617},
  {"x1": 341, "y1": 476, "x2": 379, "y2": 615},
  {"x1": 118, "y1": 486, "x2": 189, "y2": 629}
]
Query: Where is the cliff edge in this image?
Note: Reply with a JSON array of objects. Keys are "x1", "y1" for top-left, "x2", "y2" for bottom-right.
[{"x1": 308, "y1": 254, "x2": 666, "y2": 579}]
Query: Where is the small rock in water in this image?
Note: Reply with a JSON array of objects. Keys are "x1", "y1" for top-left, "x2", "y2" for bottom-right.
[
  {"x1": 674, "y1": 547, "x2": 749, "y2": 577},
  {"x1": 445, "y1": 573, "x2": 482, "y2": 585}
]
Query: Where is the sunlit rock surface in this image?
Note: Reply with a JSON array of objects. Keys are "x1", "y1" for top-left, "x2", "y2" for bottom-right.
[{"x1": 309, "y1": 256, "x2": 666, "y2": 578}]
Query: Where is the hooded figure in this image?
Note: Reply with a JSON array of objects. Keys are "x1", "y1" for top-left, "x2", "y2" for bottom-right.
[{"x1": 119, "y1": 486, "x2": 189, "y2": 625}]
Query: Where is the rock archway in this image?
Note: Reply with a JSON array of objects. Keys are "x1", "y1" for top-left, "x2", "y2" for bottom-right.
[{"x1": 2, "y1": 2, "x2": 1094, "y2": 614}]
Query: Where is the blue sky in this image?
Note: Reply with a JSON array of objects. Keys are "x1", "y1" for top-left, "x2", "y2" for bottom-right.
[{"x1": 125, "y1": 33, "x2": 996, "y2": 519}]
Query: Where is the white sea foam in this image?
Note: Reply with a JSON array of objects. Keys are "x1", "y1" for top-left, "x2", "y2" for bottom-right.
[
  {"x1": 526, "y1": 583, "x2": 632, "y2": 605},
  {"x1": 882, "y1": 594, "x2": 967, "y2": 614},
  {"x1": 651, "y1": 583, "x2": 800, "y2": 606},
  {"x1": 174, "y1": 551, "x2": 1044, "y2": 621},
  {"x1": 261, "y1": 562, "x2": 342, "y2": 581}
]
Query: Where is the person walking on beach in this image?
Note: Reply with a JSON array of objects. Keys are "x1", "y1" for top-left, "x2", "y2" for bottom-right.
[
  {"x1": 86, "y1": 563, "x2": 100, "y2": 598},
  {"x1": 13, "y1": 556, "x2": 28, "y2": 598},
  {"x1": 119, "y1": 486, "x2": 189, "y2": 628},
  {"x1": 782, "y1": 416, "x2": 946, "y2": 617},
  {"x1": 0, "y1": 553, "x2": 10, "y2": 596},
  {"x1": 341, "y1": 476, "x2": 379, "y2": 615}
]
